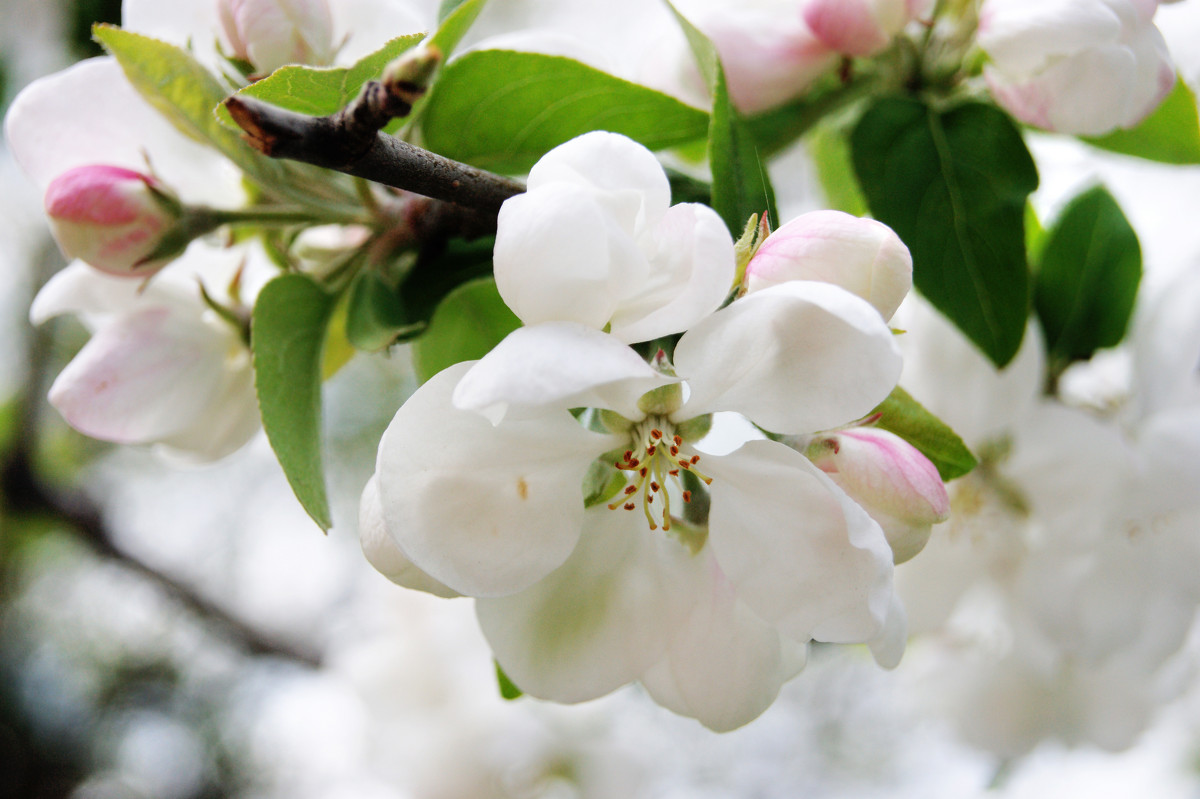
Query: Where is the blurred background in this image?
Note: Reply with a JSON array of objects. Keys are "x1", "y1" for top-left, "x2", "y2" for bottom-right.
[{"x1": 5, "y1": 1, "x2": 1200, "y2": 797}]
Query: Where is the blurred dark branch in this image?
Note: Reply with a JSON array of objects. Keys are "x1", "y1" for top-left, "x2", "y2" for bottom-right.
[{"x1": 2, "y1": 246, "x2": 322, "y2": 669}]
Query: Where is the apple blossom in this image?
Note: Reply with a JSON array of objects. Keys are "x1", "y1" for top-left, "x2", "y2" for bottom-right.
[
  {"x1": 977, "y1": 0, "x2": 1176, "y2": 135},
  {"x1": 803, "y1": 0, "x2": 933, "y2": 57},
  {"x1": 366, "y1": 276, "x2": 906, "y2": 729},
  {"x1": 805, "y1": 426, "x2": 949, "y2": 563},
  {"x1": 30, "y1": 258, "x2": 262, "y2": 462},
  {"x1": 743, "y1": 209, "x2": 912, "y2": 321},
  {"x1": 43, "y1": 165, "x2": 182, "y2": 277},
  {"x1": 493, "y1": 132, "x2": 735, "y2": 344},
  {"x1": 217, "y1": 0, "x2": 335, "y2": 73}
]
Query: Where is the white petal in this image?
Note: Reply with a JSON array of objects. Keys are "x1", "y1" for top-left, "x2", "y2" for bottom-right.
[
  {"x1": 376, "y1": 362, "x2": 617, "y2": 597},
  {"x1": 706, "y1": 439, "x2": 895, "y2": 643},
  {"x1": 867, "y1": 592, "x2": 908, "y2": 668},
  {"x1": 526, "y1": 131, "x2": 671, "y2": 233},
  {"x1": 674, "y1": 281, "x2": 902, "y2": 434},
  {"x1": 30, "y1": 261, "x2": 198, "y2": 327},
  {"x1": 639, "y1": 547, "x2": 792, "y2": 732},
  {"x1": 475, "y1": 508, "x2": 698, "y2": 703},
  {"x1": 493, "y1": 183, "x2": 645, "y2": 331},
  {"x1": 358, "y1": 475, "x2": 461, "y2": 598},
  {"x1": 608, "y1": 202, "x2": 736, "y2": 343},
  {"x1": 48, "y1": 307, "x2": 236, "y2": 445},
  {"x1": 4, "y1": 59, "x2": 243, "y2": 206},
  {"x1": 452, "y1": 322, "x2": 673, "y2": 424}
]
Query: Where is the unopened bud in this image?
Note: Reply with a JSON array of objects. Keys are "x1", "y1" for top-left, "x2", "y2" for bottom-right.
[
  {"x1": 806, "y1": 427, "x2": 949, "y2": 563},
  {"x1": 382, "y1": 45, "x2": 443, "y2": 108},
  {"x1": 44, "y1": 165, "x2": 182, "y2": 277},
  {"x1": 803, "y1": 0, "x2": 932, "y2": 57},
  {"x1": 744, "y1": 210, "x2": 911, "y2": 321},
  {"x1": 218, "y1": 0, "x2": 334, "y2": 73}
]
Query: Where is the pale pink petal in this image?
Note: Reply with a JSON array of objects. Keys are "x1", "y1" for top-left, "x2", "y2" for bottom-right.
[
  {"x1": 451, "y1": 322, "x2": 673, "y2": 424},
  {"x1": 475, "y1": 508, "x2": 699, "y2": 703},
  {"x1": 674, "y1": 281, "x2": 901, "y2": 435},
  {"x1": 706, "y1": 439, "x2": 895, "y2": 643},
  {"x1": 376, "y1": 362, "x2": 618, "y2": 598}
]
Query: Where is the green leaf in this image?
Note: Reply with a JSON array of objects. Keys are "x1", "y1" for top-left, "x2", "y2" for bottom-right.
[
  {"x1": 94, "y1": 25, "x2": 289, "y2": 187},
  {"x1": 219, "y1": 34, "x2": 425, "y2": 122},
  {"x1": 495, "y1": 661, "x2": 523, "y2": 700},
  {"x1": 668, "y1": 4, "x2": 778, "y2": 233},
  {"x1": 411, "y1": 277, "x2": 521, "y2": 383},
  {"x1": 852, "y1": 97, "x2": 1038, "y2": 367},
  {"x1": 870, "y1": 386, "x2": 977, "y2": 481},
  {"x1": 252, "y1": 274, "x2": 337, "y2": 531},
  {"x1": 1082, "y1": 78, "x2": 1200, "y2": 165},
  {"x1": 344, "y1": 269, "x2": 425, "y2": 351},
  {"x1": 420, "y1": 50, "x2": 710, "y2": 173},
  {"x1": 809, "y1": 124, "x2": 868, "y2": 216},
  {"x1": 1034, "y1": 185, "x2": 1141, "y2": 364},
  {"x1": 428, "y1": 0, "x2": 488, "y2": 55}
]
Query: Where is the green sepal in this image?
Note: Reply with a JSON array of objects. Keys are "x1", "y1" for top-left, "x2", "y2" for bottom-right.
[{"x1": 495, "y1": 661, "x2": 523, "y2": 700}]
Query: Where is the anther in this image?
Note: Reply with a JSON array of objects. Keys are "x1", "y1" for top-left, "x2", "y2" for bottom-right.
[
  {"x1": 651, "y1": 429, "x2": 663, "y2": 439},
  {"x1": 650, "y1": 481, "x2": 660, "y2": 492},
  {"x1": 683, "y1": 490, "x2": 693, "y2": 502},
  {"x1": 624, "y1": 485, "x2": 637, "y2": 495},
  {"x1": 673, "y1": 435, "x2": 682, "y2": 446},
  {"x1": 624, "y1": 502, "x2": 636, "y2": 511}
]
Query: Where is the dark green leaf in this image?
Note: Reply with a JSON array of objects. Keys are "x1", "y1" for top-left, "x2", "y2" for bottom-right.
[
  {"x1": 870, "y1": 386, "x2": 977, "y2": 481},
  {"x1": 420, "y1": 50, "x2": 709, "y2": 173},
  {"x1": 1083, "y1": 78, "x2": 1200, "y2": 165},
  {"x1": 94, "y1": 25, "x2": 290, "y2": 187},
  {"x1": 669, "y1": 4, "x2": 778, "y2": 233},
  {"x1": 1034, "y1": 185, "x2": 1141, "y2": 363},
  {"x1": 411, "y1": 277, "x2": 521, "y2": 383},
  {"x1": 219, "y1": 34, "x2": 424, "y2": 121},
  {"x1": 252, "y1": 274, "x2": 337, "y2": 531},
  {"x1": 852, "y1": 97, "x2": 1038, "y2": 367},
  {"x1": 344, "y1": 269, "x2": 424, "y2": 351},
  {"x1": 495, "y1": 661, "x2": 523, "y2": 700},
  {"x1": 666, "y1": 169, "x2": 712, "y2": 206}
]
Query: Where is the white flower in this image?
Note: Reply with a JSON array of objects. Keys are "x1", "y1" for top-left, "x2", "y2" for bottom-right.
[
  {"x1": 492, "y1": 132, "x2": 735, "y2": 343},
  {"x1": 364, "y1": 278, "x2": 905, "y2": 730},
  {"x1": 30, "y1": 259, "x2": 261, "y2": 462},
  {"x1": 978, "y1": 0, "x2": 1176, "y2": 135},
  {"x1": 218, "y1": 0, "x2": 335, "y2": 73}
]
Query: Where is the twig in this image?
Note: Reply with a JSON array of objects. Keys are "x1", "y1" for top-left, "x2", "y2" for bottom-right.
[{"x1": 225, "y1": 94, "x2": 526, "y2": 215}]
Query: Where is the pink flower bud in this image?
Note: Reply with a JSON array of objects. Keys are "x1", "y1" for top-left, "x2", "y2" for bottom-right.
[
  {"x1": 978, "y1": 0, "x2": 1175, "y2": 135},
  {"x1": 744, "y1": 210, "x2": 912, "y2": 321},
  {"x1": 699, "y1": 9, "x2": 839, "y2": 113},
  {"x1": 802, "y1": 0, "x2": 931, "y2": 57},
  {"x1": 218, "y1": 0, "x2": 334, "y2": 73},
  {"x1": 807, "y1": 427, "x2": 949, "y2": 563},
  {"x1": 44, "y1": 165, "x2": 180, "y2": 277}
]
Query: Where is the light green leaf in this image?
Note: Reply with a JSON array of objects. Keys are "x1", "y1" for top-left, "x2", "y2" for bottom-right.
[
  {"x1": 428, "y1": 0, "x2": 488, "y2": 55},
  {"x1": 852, "y1": 97, "x2": 1038, "y2": 367},
  {"x1": 808, "y1": 124, "x2": 868, "y2": 216},
  {"x1": 1083, "y1": 78, "x2": 1200, "y2": 165},
  {"x1": 870, "y1": 386, "x2": 977, "y2": 481},
  {"x1": 94, "y1": 25, "x2": 289, "y2": 187},
  {"x1": 252, "y1": 274, "x2": 337, "y2": 531},
  {"x1": 420, "y1": 50, "x2": 710, "y2": 173},
  {"x1": 219, "y1": 34, "x2": 424, "y2": 122},
  {"x1": 1034, "y1": 185, "x2": 1141, "y2": 363},
  {"x1": 668, "y1": 4, "x2": 778, "y2": 233},
  {"x1": 411, "y1": 277, "x2": 521, "y2": 383}
]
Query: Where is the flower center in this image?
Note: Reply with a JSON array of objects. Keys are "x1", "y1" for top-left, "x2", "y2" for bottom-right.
[{"x1": 607, "y1": 415, "x2": 712, "y2": 531}]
